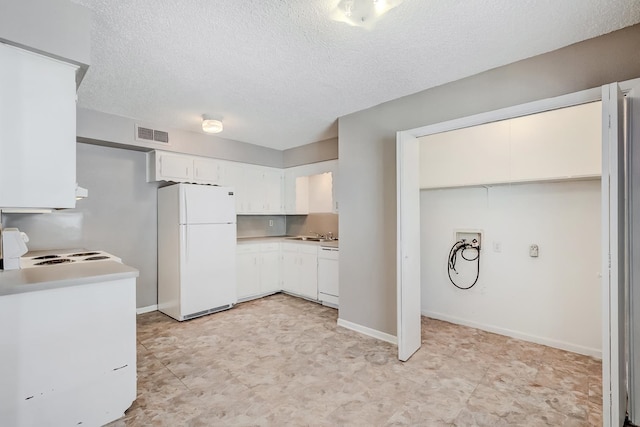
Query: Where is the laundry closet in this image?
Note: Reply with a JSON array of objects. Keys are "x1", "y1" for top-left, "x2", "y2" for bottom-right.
[{"x1": 418, "y1": 101, "x2": 602, "y2": 357}]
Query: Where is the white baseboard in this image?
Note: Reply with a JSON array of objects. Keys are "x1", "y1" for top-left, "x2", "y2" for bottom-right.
[
  {"x1": 136, "y1": 304, "x2": 158, "y2": 315},
  {"x1": 337, "y1": 318, "x2": 398, "y2": 345},
  {"x1": 422, "y1": 310, "x2": 602, "y2": 359}
]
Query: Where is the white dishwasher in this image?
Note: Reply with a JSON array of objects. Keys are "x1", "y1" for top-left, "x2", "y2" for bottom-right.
[{"x1": 318, "y1": 246, "x2": 339, "y2": 307}]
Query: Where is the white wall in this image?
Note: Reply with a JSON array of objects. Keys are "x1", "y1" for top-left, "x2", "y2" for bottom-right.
[{"x1": 420, "y1": 180, "x2": 602, "y2": 356}]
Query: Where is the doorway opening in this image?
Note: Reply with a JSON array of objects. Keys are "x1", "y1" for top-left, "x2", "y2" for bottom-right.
[{"x1": 397, "y1": 81, "x2": 636, "y2": 426}]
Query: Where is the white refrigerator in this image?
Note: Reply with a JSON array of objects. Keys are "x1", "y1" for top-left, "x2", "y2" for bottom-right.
[{"x1": 158, "y1": 183, "x2": 237, "y2": 321}]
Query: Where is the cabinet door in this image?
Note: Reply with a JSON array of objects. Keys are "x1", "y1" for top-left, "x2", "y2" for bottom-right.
[
  {"x1": 509, "y1": 101, "x2": 601, "y2": 182},
  {"x1": 284, "y1": 171, "x2": 309, "y2": 214},
  {"x1": 0, "y1": 44, "x2": 78, "y2": 208},
  {"x1": 284, "y1": 170, "x2": 296, "y2": 213},
  {"x1": 262, "y1": 169, "x2": 283, "y2": 213},
  {"x1": 244, "y1": 167, "x2": 264, "y2": 213},
  {"x1": 308, "y1": 172, "x2": 334, "y2": 213},
  {"x1": 260, "y1": 250, "x2": 281, "y2": 293},
  {"x1": 297, "y1": 252, "x2": 318, "y2": 300},
  {"x1": 281, "y1": 250, "x2": 299, "y2": 294},
  {"x1": 419, "y1": 120, "x2": 510, "y2": 188},
  {"x1": 223, "y1": 163, "x2": 247, "y2": 213},
  {"x1": 159, "y1": 153, "x2": 193, "y2": 182},
  {"x1": 295, "y1": 176, "x2": 309, "y2": 214},
  {"x1": 236, "y1": 252, "x2": 260, "y2": 300},
  {"x1": 193, "y1": 157, "x2": 220, "y2": 184}
]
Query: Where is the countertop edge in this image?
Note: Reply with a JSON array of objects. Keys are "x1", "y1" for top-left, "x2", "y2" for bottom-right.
[
  {"x1": 237, "y1": 236, "x2": 339, "y2": 248},
  {"x1": 0, "y1": 261, "x2": 139, "y2": 296}
]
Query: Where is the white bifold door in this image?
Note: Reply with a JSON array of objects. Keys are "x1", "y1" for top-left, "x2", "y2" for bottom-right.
[
  {"x1": 601, "y1": 82, "x2": 627, "y2": 427},
  {"x1": 396, "y1": 131, "x2": 422, "y2": 362}
]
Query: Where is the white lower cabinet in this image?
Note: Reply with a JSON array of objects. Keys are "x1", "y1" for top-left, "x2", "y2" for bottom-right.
[
  {"x1": 0, "y1": 278, "x2": 137, "y2": 427},
  {"x1": 281, "y1": 243, "x2": 318, "y2": 300},
  {"x1": 236, "y1": 240, "x2": 337, "y2": 306},
  {"x1": 236, "y1": 243, "x2": 281, "y2": 301},
  {"x1": 260, "y1": 247, "x2": 281, "y2": 293}
]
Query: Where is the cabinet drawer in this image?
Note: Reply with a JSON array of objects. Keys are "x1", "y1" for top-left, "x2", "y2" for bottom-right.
[
  {"x1": 236, "y1": 244, "x2": 260, "y2": 254},
  {"x1": 260, "y1": 242, "x2": 280, "y2": 252},
  {"x1": 282, "y1": 242, "x2": 300, "y2": 252},
  {"x1": 300, "y1": 245, "x2": 318, "y2": 255}
]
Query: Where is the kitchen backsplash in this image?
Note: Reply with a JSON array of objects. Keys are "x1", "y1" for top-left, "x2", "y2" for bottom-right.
[
  {"x1": 236, "y1": 215, "x2": 286, "y2": 238},
  {"x1": 286, "y1": 213, "x2": 338, "y2": 239},
  {"x1": 236, "y1": 213, "x2": 338, "y2": 239},
  {"x1": 1, "y1": 212, "x2": 85, "y2": 251}
]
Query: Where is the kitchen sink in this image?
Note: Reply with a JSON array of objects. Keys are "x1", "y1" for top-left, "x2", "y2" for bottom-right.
[{"x1": 285, "y1": 236, "x2": 338, "y2": 242}]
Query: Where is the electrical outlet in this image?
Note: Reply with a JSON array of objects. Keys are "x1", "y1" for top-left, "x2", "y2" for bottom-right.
[
  {"x1": 493, "y1": 241, "x2": 502, "y2": 253},
  {"x1": 529, "y1": 244, "x2": 539, "y2": 257},
  {"x1": 268, "y1": 220, "x2": 273, "y2": 227}
]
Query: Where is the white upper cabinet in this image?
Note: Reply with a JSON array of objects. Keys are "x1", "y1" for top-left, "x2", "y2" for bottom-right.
[
  {"x1": 419, "y1": 120, "x2": 511, "y2": 189},
  {"x1": 148, "y1": 151, "x2": 223, "y2": 185},
  {"x1": 148, "y1": 151, "x2": 336, "y2": 215},
  {"x1": 419, "y1": 101, "x2": 601, "y2": 189},
  {"x1": 193, "y1": 157, "x2": 222, "y2": 184},
  {"x1": 220, "y1": 162, "x2": 248, "y2": 213},
  {"x1": 284, "y1": 160, "x2": 338, "y2": 214},
  {"x1": 152, "y1": 151, "x2": 193, "y2": 182},
  {"x1": 219, "y1": 161, "x2": 283, "y2": 215},
  {"x1": 0, "y1": 43, "x2": 78, "y2": 209},
  {"x1": 509, "y1": 101, "x2": 601, "y2": 182},
  {"x1": 261, "y1": 168, "x2": 284, "y2": 214},
  {"x1": 308, "y1": 172, "x2": 334, "y2": 213},
  {"x1": 284, "y1": 171, "x2": 309, "y2": 214}
]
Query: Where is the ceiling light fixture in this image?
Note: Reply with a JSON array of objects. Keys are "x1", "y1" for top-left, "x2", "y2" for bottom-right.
[
  {"x1": 332, "y1": 0, "x2": 403, "y2": 29},
  {"x1": 201, "y1": 115, "x2": 223, "y2": 134}
]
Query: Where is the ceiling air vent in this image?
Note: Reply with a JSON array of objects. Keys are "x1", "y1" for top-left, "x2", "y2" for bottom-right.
[
  {"x1": 153, "y1": 130, "x2": 169, "y2": 143},
  {"x1": 135, "y1": 124, "x2": 169, "y2": 143}
]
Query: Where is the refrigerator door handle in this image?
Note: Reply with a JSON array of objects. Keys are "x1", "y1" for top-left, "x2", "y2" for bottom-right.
[
  {"x1": 183, "y1": 188, "x2": 188, "y2": 224},
  {"x1": 183, "y1": 225, "x2": 189, "y2": 262}
]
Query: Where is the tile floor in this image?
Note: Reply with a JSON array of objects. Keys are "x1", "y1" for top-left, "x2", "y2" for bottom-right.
[{"x1": 108, "y1": 293, "x2": 602, "y2": 426}]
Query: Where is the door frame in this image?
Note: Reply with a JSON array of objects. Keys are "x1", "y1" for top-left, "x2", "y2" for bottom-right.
[{"x1": 396, "y1": 78, "x2": 640, "y2": 424}]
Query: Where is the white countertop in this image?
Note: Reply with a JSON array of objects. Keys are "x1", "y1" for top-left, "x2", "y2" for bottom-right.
[
  {"x1": 0, "y1": 257, "x2": 139, "y2": 297},
  {"x1": 237, "y1": 236, "x2": 339, "y2": 248}
]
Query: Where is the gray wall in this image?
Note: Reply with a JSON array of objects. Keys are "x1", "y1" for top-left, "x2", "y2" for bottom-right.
[
  {"x1": 338, "y1": 24, "x2": 640, "y2": 336},
  {"x1": 3, "y1": 143, "x2": 161, "y2": 308},
  {"x1": 283, "y1": 137, "x2": 338, "y2": 168},
  {"x1": 77, "y1": 108, "x2": 284, "y2": 168}
]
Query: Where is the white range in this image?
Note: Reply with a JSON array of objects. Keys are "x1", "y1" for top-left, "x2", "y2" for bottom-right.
[
  {"x1": 0, "y1": 248, "x2": 138, "y2": 427},
  {"x1": 20, "y1": 249, "x2": 121, "y2": 268}
]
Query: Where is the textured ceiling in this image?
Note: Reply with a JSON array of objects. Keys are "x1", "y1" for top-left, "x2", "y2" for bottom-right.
[{"x1": 72, "y1": 0, "x2": 640, "y2": 150}]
